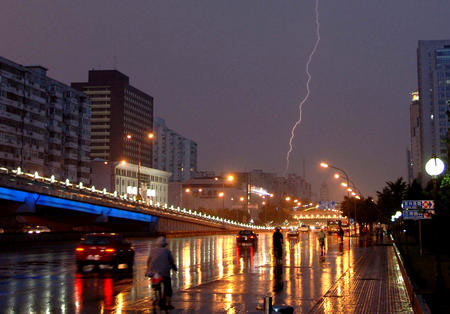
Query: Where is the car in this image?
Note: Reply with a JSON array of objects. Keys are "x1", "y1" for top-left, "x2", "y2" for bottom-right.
[
  {"x1": 287, "y1": 227, "x2": 299, "y2": 237},
  {"x1": 236, "y1": 230, "x2": 258, "y2": 246},
  {"x1": 298, "y1": 225, "x2": 310, "y2": 232},
  {"x1": 75, "y1": 233, "x2": 134, "y2": 272},
  {"x1": 22, "y1": 225, "x2": 51, "y2": 234}
]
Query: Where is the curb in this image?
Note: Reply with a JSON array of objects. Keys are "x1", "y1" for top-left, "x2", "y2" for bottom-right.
[{"x1": 391, "y1": 236, "x2": 431, "y2": 314}]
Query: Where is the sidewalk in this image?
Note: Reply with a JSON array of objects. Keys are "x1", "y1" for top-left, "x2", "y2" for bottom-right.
[{"x1": 127, "y1": 236, "x2": 414, "y2": 313}]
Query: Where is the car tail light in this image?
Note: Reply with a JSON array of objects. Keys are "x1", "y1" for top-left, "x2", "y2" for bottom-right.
[
  {"x1": 105, "y1": 248, "x2": 116, "y2": 253},
  {"x1": 250, "y1": 236, "x2": 254, "y2": 239},
  {"x1": 75, "y1": 247, "x2": 84, "y2": 252}
]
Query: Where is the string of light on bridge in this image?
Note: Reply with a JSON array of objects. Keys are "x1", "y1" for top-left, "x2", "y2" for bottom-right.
[{"x1": 0, "y1": 166, "x2": 273, "y2": 231}]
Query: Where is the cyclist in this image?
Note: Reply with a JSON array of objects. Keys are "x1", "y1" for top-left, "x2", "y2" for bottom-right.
[
  {"x1": 273, "y1": 227, "x2": 283, "y2": 262},
  {"x1": 146, "y1": 236, "x2": 177, "y2": 310}
]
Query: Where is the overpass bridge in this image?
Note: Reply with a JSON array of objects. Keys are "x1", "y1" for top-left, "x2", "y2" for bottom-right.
[{"x1": 0, "y1": 167, "x2": 268, "y2": 235}]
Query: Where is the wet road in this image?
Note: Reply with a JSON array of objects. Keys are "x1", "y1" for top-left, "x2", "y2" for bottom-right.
[{"x1": 0, "y1": 232, "x2": 411, "y2": 313}]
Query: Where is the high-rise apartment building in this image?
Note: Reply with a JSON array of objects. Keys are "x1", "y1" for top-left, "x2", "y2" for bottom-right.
[
  {"x1": 72, "y1": 70, "x2": 153, "y2": 167},
  {"x1": 417, "y1": 40, "x2": 450, "y2": 177},
  {"x1": 0, "y1": 56, "x2": 90, "y2": 182},
  {"x1": 409, "y1": 91, "x2": 422, "y2": 180},
  {"x1": 153, "y1": 117, "x2": 197, "y2": 182}
]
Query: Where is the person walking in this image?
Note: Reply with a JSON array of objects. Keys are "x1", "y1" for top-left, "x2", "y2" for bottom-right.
[
  {"x1": 146, "y1": 236, "x2": 177, "y2": 310},
  {"x1": 318, "y1": 228, "x2": 326, "y2": 255},
  {"x1": 273, "y1": 227, "x2": 283, "y2": 262},
  {"x1": 338, "y1": 226, "x2": 344, "y2": 241}
]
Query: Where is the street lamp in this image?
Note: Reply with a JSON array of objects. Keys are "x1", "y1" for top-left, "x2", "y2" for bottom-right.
[
  {"x1": 126, "y1": 132, "x2": 154, "y2": 201},
  {"x1": 320, "y1": 162, "x2": 350, "y2": 196},
  {"x1": 321, "y1": 161, "x2": 361, "y2": 235}
]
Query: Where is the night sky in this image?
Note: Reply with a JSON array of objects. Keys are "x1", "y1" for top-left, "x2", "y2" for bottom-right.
[{"x1": 2, "y1": 0, "x2": 450, "y2": 200}]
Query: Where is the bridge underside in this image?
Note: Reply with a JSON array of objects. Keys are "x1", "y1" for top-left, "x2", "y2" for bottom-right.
[{"x1": 0, "y1": 189, "x2": 229, "y2": 235}]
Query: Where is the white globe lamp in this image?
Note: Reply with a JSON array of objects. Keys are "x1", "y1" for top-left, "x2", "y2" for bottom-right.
[{"x1": 425, "y1": 157, "x2": 445, "y2": 176}]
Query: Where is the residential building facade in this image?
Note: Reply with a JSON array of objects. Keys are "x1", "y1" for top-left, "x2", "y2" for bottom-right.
[
  {"x1": 72, "y1": 70, "x2": 154, "y2": 168},
  {"x1": 0, "y1": 56, "x2": 90, "y2": 183},
  {"x1": 417, "y1": 40, "x2": 450, "y2": 177},
  {"x1": 153, "y1": 117, "x2": 197, "y2": 182}
]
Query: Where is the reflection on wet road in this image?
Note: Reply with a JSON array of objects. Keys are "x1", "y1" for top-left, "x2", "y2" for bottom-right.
[{"x1": 0, "y1": 232, "x2": 365, "y2": 313}]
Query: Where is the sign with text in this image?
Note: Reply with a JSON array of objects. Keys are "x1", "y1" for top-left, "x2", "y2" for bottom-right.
[
  {"x1": 401, "y1": 200, "x2": 434, "y2": 210},
  {"x1": 403, "y1": 210, "x2": 433, "y2": 220}
]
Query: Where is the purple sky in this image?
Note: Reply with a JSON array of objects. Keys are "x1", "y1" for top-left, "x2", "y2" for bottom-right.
[{"x1": 2, "y1": 0, "x2": 450, "y2": 200}]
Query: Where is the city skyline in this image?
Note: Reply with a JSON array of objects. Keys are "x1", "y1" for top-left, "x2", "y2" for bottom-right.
[{"x1": 2, "y1": 1, "x2": 450, "y2": 200}]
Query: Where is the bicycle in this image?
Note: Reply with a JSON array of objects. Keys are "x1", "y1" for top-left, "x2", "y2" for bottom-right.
[{"x1": 148, "y1": 273, "x2": 166, "y2": 310}]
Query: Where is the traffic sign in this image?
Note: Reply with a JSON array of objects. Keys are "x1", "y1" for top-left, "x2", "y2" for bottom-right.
[
  {"x1": 401, "y1": 200, "x2": 434, "y2": 209},
  {"x1": 403, "y1": 210, "x2": 433, "y2": 220}
]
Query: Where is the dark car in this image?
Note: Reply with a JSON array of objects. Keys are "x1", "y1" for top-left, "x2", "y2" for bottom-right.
[
  {"x1": 236, "y1": 230, "x2": 258, "y2": 246},
  {"x1": 75, "y1": 233, "x2": 134, "y2": 272}
]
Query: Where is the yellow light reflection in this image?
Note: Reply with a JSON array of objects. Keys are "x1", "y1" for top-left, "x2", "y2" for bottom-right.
[
  {"x1": 183, "y1": 242, "x2": 191, "y2": 288},
  {"x1": 217, "y1": 238, "x2": 224, "y2": 279},
  {"x1": 196, "y1": 238, "x2": 202, "y2": 285},
  {"x1": 224, "y1": 287, "x2": 233, "y2": 312},
  {"x1": 115, "y1": 293, "x2": 124, "y2": 314},
  {"x1": 285, "y1": 238, "x2": 290, "y2": 267}
]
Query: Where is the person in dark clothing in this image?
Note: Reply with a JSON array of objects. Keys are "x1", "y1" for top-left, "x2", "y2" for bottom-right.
[
  {"x1": 146, "y1": 236, "x2": 177, "y2": 310},
  {"x1": 273, "y1": 227, "x2": 283, "y2": 261},
  {"x1": 338, "y1": 226, "x2": 344, "y2": 240}
]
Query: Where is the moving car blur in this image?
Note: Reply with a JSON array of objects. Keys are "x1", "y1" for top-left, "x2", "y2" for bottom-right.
[
  {"x1": 236, "y1": 230, "x2": 258, "y2": 246},
  {"x1": 287, "y1": 227, "x2": 299, "y2": 237},
  {"x1": 21, "y1": 225, "x2": 51, "y2": 234},
  {"x1": 298, "y1": 224, "x2": 310, "y2": 232},
  {"x1": 75, "y1": 233, "x2": 134, "y2": 272}
]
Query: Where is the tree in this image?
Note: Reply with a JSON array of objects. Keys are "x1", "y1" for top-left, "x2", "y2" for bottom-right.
[{"x1": 376, "y1": 177, "x2": 407, "y2": 223}]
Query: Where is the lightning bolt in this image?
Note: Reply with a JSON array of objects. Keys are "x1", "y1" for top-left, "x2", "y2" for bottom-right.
[{"x1": 285, "y1": 0, "x2": 321, "y2": 175}]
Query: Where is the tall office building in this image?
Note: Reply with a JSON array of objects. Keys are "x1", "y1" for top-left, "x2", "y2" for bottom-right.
[
  {"x1": 0, "y1": 56, "x2": 90, "y2": 183},
  {"x1": 153, "y1": 117, "x2": 197, "y2": 182},
  {"x1": 72, "y1": 70, "x2": 153, "y2": 167},
  {"x1": 417, "y1": 40, "x2": 450, "y2": 177}
]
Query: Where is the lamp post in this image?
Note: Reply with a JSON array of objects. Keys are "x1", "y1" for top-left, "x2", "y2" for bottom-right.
[
  {"x1": 425, "y1": 156, "x2": 446, "y2": 302},
  {"x1": 321, "y1": 162, "x2": 361, "y2": 236},
  {"x1": 126, "y1": 132, "x2": 154, "y2": 201}
]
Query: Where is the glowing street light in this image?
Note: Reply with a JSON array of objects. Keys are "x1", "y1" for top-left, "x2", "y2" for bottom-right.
[
  {"x1": 334, "y1": 173, "x2": 340, "y2": 179},
  {"x1": 226, "y1": 175, "x2": 234, "y2": 182},
  {"x1": 341, "y1": 182, "x2": 348, "y2": 187},
  {"x1": 320, "y1": 162, "x2": 329, "y2": 168},
  {"x1": 185, "y1": 188, "x2": 191, "y2": 193},
  {"x1": 218, "y1": 192, "x2": 224, "y2": 197},
  {"x1": 285, "y1": 196, "x2": 291, "y2": 201},
  {"x1": 425, "y1": 156, "x2": 445, "y2": 176}
]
